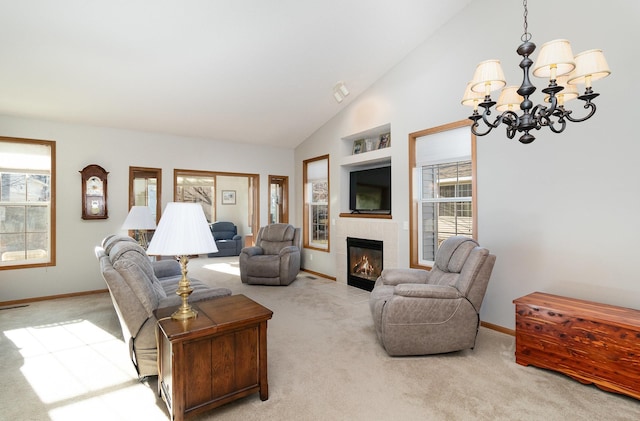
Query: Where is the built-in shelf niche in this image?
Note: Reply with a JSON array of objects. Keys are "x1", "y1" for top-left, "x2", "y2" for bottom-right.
[
  {"x1": 340, "y1": 123, "x2": 391, "y2": 217},
  {"x1": 341, "y1": 123, "x2": 391, "y2": 167}
]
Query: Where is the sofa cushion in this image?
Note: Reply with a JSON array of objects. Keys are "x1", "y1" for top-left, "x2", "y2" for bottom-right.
[
  {"x1": 109, "y1": 241, "x2": 157, "y2": 284},
  {"x1": 258, "y1": 224, "x2": 295, "y2": 256},
  {"x1": 435, "y1": 236, "x2": 478, "y2": 273},
  {"x1": 213, "y1": 230, "x2": 235, "y2": 241},
  {"x1": 103, "y1": 235, "x2": 137, "y2": 255},
  {"x1": 245, "y1": 255, "x2": 280, "y2": 277},
  {"x1": 210, "y1": 221, "x2": 237, "y2": 240},
  {"x1": 113, "y1": 259, "x2": 160, "y2": 317}
]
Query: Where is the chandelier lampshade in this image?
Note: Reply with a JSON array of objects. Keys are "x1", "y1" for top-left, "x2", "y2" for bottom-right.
[
  {"x1": 496, "y1": 86, "x2": 525, "y2": 112},
  {"x1": 470, "y1": 60, "x2": 506, "y2": 95},
  {"x1": 568, "y1": 49, "x2": 611, "y2": 88},
  {"x1": 461, "y1": 82, "x2": 486, "y2": 110},
  {"x1": 532, "y1": 39, "x2": 576, "y2": 80}
]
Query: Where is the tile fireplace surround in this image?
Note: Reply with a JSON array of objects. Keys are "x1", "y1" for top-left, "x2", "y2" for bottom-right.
[{"x1": 335, "y1": 218, "x2": 399, "y2": 285}]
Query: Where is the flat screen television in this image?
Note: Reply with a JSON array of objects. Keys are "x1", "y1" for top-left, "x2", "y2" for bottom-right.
[{"x1": 349, "y1": 166, "x2": 391, "y2": 213}]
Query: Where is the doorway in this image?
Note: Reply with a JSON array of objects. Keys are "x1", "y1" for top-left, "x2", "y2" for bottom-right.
[
  {"x1": 174, "y1": 169, "x2": 260, "y2": 243},
  {"x1": 268, "y1": 175, "x2": 289, "y2": 224}
]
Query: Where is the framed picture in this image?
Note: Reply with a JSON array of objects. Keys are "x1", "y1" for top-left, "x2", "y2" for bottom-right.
[
  {"x1": 222, "y1": 190, "x2": 236, "y2": 205},
  {"x1": 364, "y1": 137, "x2": 378, "y2": 152},
  {"x1": 352, "y1": 138, "x2": 365, "y2": 154},
  {"x1": 378, "y1": 133, "x2": 391, "y2": 149}
]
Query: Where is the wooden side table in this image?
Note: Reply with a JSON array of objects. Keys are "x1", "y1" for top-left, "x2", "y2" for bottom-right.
[{"x1": 156, "y1": 294, "x2": 273, "y2": 421}]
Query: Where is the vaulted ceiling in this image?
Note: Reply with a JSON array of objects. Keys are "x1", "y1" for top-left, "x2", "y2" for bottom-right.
[{"x1": 0, "y1": 1, "x2": 472, "y2": 148}]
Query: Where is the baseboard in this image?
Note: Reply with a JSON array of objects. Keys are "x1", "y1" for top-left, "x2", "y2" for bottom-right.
[
  {"x1": 0, "y1": 289, "x2": 109, "y2": 308},
  {"x1": 300, "y1": 268, "x2": 336, "y2": 281},
  {"x1": 481, "y1": 320, "x2": 515, "y2": 336}
]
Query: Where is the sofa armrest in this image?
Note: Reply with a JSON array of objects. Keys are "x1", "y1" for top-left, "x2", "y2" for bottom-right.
[
  {"x1": 379, "y1": 268, "x2": 429, "y2": 286},
  {"x1": 394, "y1": 284, "x2": 461, "y2": 299},
  {"x1": 232, "y1": 234, "x2": 242, "y2": 241},
  {"x1": 278, "y1": 245, "x2": 299, "y2": 257},
  {"x1": 152, "y1": 259, "x2": 181, "y2": 278},
  {"x1": 241, "y1": 246, "x2": 263, "y2": 257}
]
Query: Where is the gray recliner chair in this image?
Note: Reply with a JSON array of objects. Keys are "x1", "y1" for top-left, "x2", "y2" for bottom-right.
[
  {"x1": 369, "y1": 236, "x2": 496, "y2": 356},
  {"x1": 239, "y1": 223, "x2": 301, "y2": 285}
]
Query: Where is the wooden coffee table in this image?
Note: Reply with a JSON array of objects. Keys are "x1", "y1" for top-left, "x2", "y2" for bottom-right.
[{"x1": 155, "y1": 294, "x2": 273, "y2": 421}]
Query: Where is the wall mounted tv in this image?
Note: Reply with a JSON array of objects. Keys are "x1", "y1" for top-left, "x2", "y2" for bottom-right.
[{"x1": 349, "y1": 166, "x2": 391, "y2": 214}]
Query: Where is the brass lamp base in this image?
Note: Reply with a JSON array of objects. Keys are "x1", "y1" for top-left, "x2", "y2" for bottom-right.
[{"x1": 171, "y1": 255, "x2": 198, "y2": 321}]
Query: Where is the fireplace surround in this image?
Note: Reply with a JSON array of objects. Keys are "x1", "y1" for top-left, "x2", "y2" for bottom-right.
[{"x1": 347, "y1": 237, "x2": 383, "y2": 291}]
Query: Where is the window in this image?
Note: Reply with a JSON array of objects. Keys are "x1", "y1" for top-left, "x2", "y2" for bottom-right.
[
  {"x1": 0, "y1": 137, "x2": 55, "y2": 269},
  {"x1": 420, "y1": 161, "x2": 473, "y2": 262},
  {"x1": 409, "y1": 121, "x2": 476, "y2": 268},
  {"x1": 174, "y1": 170, "x2": 215, "y2": 222},
  {"x1": 303, "y1": 155, "x2": 329, "y2": 251}
]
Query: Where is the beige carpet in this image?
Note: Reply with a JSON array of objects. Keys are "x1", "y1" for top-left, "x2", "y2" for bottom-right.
[{"x1": 1, "y1": 256, "x2": 639, "y2": 420}]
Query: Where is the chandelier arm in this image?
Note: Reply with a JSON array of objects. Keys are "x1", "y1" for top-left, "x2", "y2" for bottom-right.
[
  {"x1": 565, "y1": 101, "x2": 597, "y2": 123},
  {"x1": 470, "y1": 121, "x2": 494, "y2": 137},
  {"x1": 547, "y1": 116, "x2": 567, "y2": 134},
  {"x1": 539, "y1": 93, "x2": 559, "y2": 120},
  {"x1": 473, "y1": 100, "x2": 503, "y2": 131}
]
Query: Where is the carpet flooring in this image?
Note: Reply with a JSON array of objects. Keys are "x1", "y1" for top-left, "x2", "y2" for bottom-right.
[{"x1": 1, "y1": 256, "x2": 639, "y2": 420}]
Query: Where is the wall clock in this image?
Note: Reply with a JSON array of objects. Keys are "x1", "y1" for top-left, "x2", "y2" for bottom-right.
[{"x1": 80, "y1": 164, "x2": 109, "y2": 219}]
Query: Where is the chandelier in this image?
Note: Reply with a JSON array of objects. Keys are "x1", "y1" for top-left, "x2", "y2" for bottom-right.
[{"x1": 462, "y1": 0, "x2": 610, "y2": 144}]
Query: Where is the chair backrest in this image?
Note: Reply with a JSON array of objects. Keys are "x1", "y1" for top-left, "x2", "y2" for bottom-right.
[
  {"x1": 428, "y1": 236, "x2": 495, "y2": 309},
  {"x1": 210, "y1": 221, "x2": 237, "y2": 240},
  {"x1": 256, "y1": 223, "x2": 300, "y2": 255}
]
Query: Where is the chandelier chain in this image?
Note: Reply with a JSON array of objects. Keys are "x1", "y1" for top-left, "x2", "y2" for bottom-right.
[{"x1": 521, "y1": 0, "x2": 531, "y2": 42}]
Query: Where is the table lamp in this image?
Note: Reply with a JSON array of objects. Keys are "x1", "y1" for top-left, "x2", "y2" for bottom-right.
[
  {"x1": 121, "y1": 206, "x2": 157, "y2": 249},
  {"x1": 146, "y1": 202, "x2": 218, "y2": 320}
]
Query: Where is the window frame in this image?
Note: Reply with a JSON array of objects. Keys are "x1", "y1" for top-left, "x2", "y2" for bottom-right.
[
  {"x1": 0, "y1": 136, "x2": 56, "y2": 270},
  {"x1": 409, "y1": 120, "x2": 476, "y2": 269},
  {"x1": 303, "y1": 154, "x2": 330, "y2": 252}
]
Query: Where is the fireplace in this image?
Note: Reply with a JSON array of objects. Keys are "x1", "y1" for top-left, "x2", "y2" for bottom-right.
[{"x1": 347, "y1": 237, "x2": 383, "y2": 291}]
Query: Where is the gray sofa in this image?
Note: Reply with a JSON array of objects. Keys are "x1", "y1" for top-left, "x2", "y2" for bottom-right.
[
  {"x1": 208, "y1": 221, "x2": 243, "y2": 257},
  {"x1": 96, "y1": 235, "x2": 232, "y2": 377},
  {"x1": 369, "y1": 236, "x2": 496, "y2": 356}
]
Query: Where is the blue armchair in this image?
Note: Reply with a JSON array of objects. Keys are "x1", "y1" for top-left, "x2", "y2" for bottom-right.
[{"x1": 208, "y1": 221, "x2": 243, "y2": 257}]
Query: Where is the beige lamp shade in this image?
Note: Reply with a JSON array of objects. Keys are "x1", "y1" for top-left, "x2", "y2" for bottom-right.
[
  {"x1": 470, "y1": 60, "x2": 506, "y2": 94},
  {"x1": 532, "y1": 39, "x2": 576, "y2": 79},
  {"x1": 544, "y1": 75, "x2": 579, "y2": 105},
  {"x1": 146, "y1": 202, "x2": 218, "y2": 256},
  {"x1": 496, "y1": 86, "x2": 524, "y2": 112},
  {"x1": 461, "y1": 81, "x2": 485, "y2": 109},
  {"x1": 121, "y1": 206, "x2": 156, "y2": 230},
  {"x1": 567, "y1": 49, "x2": 611, "y2": 87}
]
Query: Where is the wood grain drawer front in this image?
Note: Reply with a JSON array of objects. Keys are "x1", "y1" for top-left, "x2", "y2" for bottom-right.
[
  {"x1": 514, "y1": 292, "x2": 640, "y2": 400},
  {"x1": 184, "y1": 326, "x2": 259, "y2": 409}
]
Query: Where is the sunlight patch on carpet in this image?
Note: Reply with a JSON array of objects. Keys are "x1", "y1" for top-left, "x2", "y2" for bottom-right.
[{"x1": 202, "y1": 261, "x2": 241, "y2": 276}]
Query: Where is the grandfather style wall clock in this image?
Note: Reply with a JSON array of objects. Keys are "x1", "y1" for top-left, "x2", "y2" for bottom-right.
[{"x1": 80, "y1": 164, "x2": 109, "y2": 219}]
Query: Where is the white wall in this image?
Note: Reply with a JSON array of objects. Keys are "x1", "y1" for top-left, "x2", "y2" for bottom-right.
[
  {"x1": 295, "y1": 0, "x2": 640, "y2": 329},
  {"x1": 0, "y1": 115, "x2": 295, "y2": 302}
]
